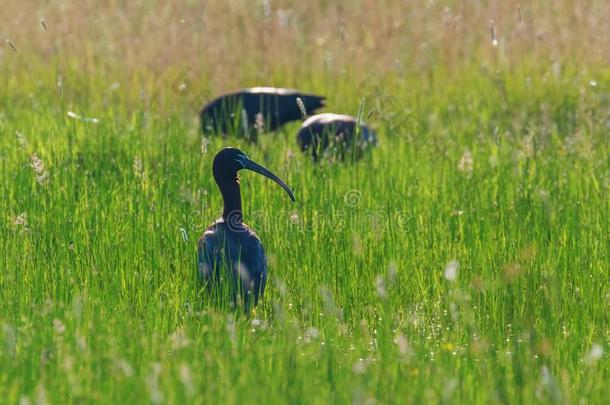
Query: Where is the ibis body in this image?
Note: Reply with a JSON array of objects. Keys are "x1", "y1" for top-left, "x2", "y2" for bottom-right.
[
  {"x1": 200, "y1": 87, "x2": 325, "y2": 138},
  {"x1": 296, "y1": 113, "x2": 377, "y2": 161},
  {"x1": 197, "y1": 148, "x2": 295, "y2": 310}
]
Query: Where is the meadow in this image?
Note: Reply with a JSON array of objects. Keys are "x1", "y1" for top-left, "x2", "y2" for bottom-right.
[{"x1": 1, "y1": 1, "x2": 609, "y2": 403}]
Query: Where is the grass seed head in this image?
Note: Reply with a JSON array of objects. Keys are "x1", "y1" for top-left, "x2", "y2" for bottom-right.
[
  {"x1": 457, "y1": 150, "x2": 473, "y2": 175},
  {"x1": 296, "y1": 97, "x2": 307, "y2": 117},
  {"x1": 30, "y1": 154, "x2": 49, "y2": 185},
  {"x1": 5, "y1": 39, "x2": 17, "y2": 52}
]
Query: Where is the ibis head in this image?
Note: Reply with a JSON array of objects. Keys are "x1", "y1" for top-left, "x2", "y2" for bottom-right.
[{"x1": 213, "y1": 147, "x2": 295, "y2": 203}]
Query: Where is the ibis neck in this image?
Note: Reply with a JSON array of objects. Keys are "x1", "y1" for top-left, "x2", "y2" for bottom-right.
[{"x1": 219, "y1": 178, "x2": 243, "y2": 224}]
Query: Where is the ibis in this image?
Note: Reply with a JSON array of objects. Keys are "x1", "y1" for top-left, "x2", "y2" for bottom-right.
[
  {"x1": 200, "y1": 87, "x2": 325, "y2": 139},
  {"x1": 198, "y1": 147, "x2": 295, "y2": 310},
  {"x1": 297, "y1": 113, "x2": 377, "y2": 161}
]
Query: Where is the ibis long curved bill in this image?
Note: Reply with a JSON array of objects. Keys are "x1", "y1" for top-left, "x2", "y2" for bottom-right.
[{"x1": 236, "y1": 154, "x2": 295, "y2": 202}]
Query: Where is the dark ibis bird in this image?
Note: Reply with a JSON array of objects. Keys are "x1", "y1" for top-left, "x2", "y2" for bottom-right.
[
  {"x1": 198, "y1": 147, "x2": 295, "y2": 310},
  {"x1": 296, "y1": 113, "x2": 377, "y2": 161},
  {"x1": 200, "y1": 87, "x2": 325, "y2": 140}
]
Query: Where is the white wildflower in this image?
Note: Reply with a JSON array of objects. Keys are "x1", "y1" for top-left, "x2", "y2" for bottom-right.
[
  {"x1": 146, "y1": 363, "x2": 163, "y2": 404},
  {"x1": 376, "y1": 275, "x2": 387, "y2": 298},
  {"x1": 489, "y1": 152, "x2": 498, "y2": 168},
  {"x1": 394, "y1": 333, "x2": 410, "y2": 356},
  {"x1": 35, "y1": 383, "x2": 48, "y2": 405},
  {"x1": 2, "y1": 323, "x2": 16, "y2": 357},
  {"x1": 352, "y1": 358, "x2": 370, "y2": 374},
  {"x1": 457, "y1": 150, "x2": 473, "y2": 175},
  {"x1": 133, "y1": 155, "x2": 146, "y2": 180},
  {"x1": 115, "y1": 358, "x2": 134, "y2": 377},
  {"x1": 289, "y1": 211, "x2": 300, "y2": 225},
  {"x1": 387, "y1": 262, "x2": 397, "y2": 284},
  {"x1": 585, "y1": 343, "x2": 603, "y2": 365},
  {"x1": 52, "y1": 319, "x2": 65, "y2": 334},
  {"x1": 169, "y1": 328, "x2": 190, "y2": 350},
  {"x1": 521, "y1": 135, "x2": 534, "y2": 158},
  {"x1": 444, "y1": 260, "x2": 459, "y2": 281},
  {"x1": 179, "y1": 363, "x2": 194, "y2": 397},
  {"x1": 304, "y1": 327, "x2": 320, "y2": 341},
  {"x1": 15, "y1": 213, "x2": 28, "y2": 227}
]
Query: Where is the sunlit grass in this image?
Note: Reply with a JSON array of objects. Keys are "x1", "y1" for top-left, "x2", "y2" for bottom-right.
[
  {"x1": 1, "y1": 1, "x2": 609, "y2": 403},
  {"x1": 1, "y1": 64, "x2": 608, "y2": 403}
]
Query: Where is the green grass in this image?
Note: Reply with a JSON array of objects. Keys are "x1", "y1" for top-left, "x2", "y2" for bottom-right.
[{"x1": 1, "y1": 64, "x2": 609, "y2": 404}]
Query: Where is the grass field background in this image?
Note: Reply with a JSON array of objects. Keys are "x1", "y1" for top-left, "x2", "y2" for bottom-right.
[{"x1": 1, "y1": 1, "x2": 609, "y2": 403}]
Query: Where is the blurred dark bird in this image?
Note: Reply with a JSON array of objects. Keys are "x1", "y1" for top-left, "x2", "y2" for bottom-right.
[
  {"x1": 198, "y1": 147, "x2": 295, "y2": 310},
  {"x1": 200, "y1": 87, "x2": 325, "y2": 140},
  {"x1": 296, "y1": 113, "x2": 378, "y2": 161}
]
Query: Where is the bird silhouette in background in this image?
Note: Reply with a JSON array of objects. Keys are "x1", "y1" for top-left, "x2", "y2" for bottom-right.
[
  {"x1": 200, "y1": 87, "x2": 325, "y2": 141},
  {"x1": 297, "y1": 113, "x2": 377, "y2": 161}
]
